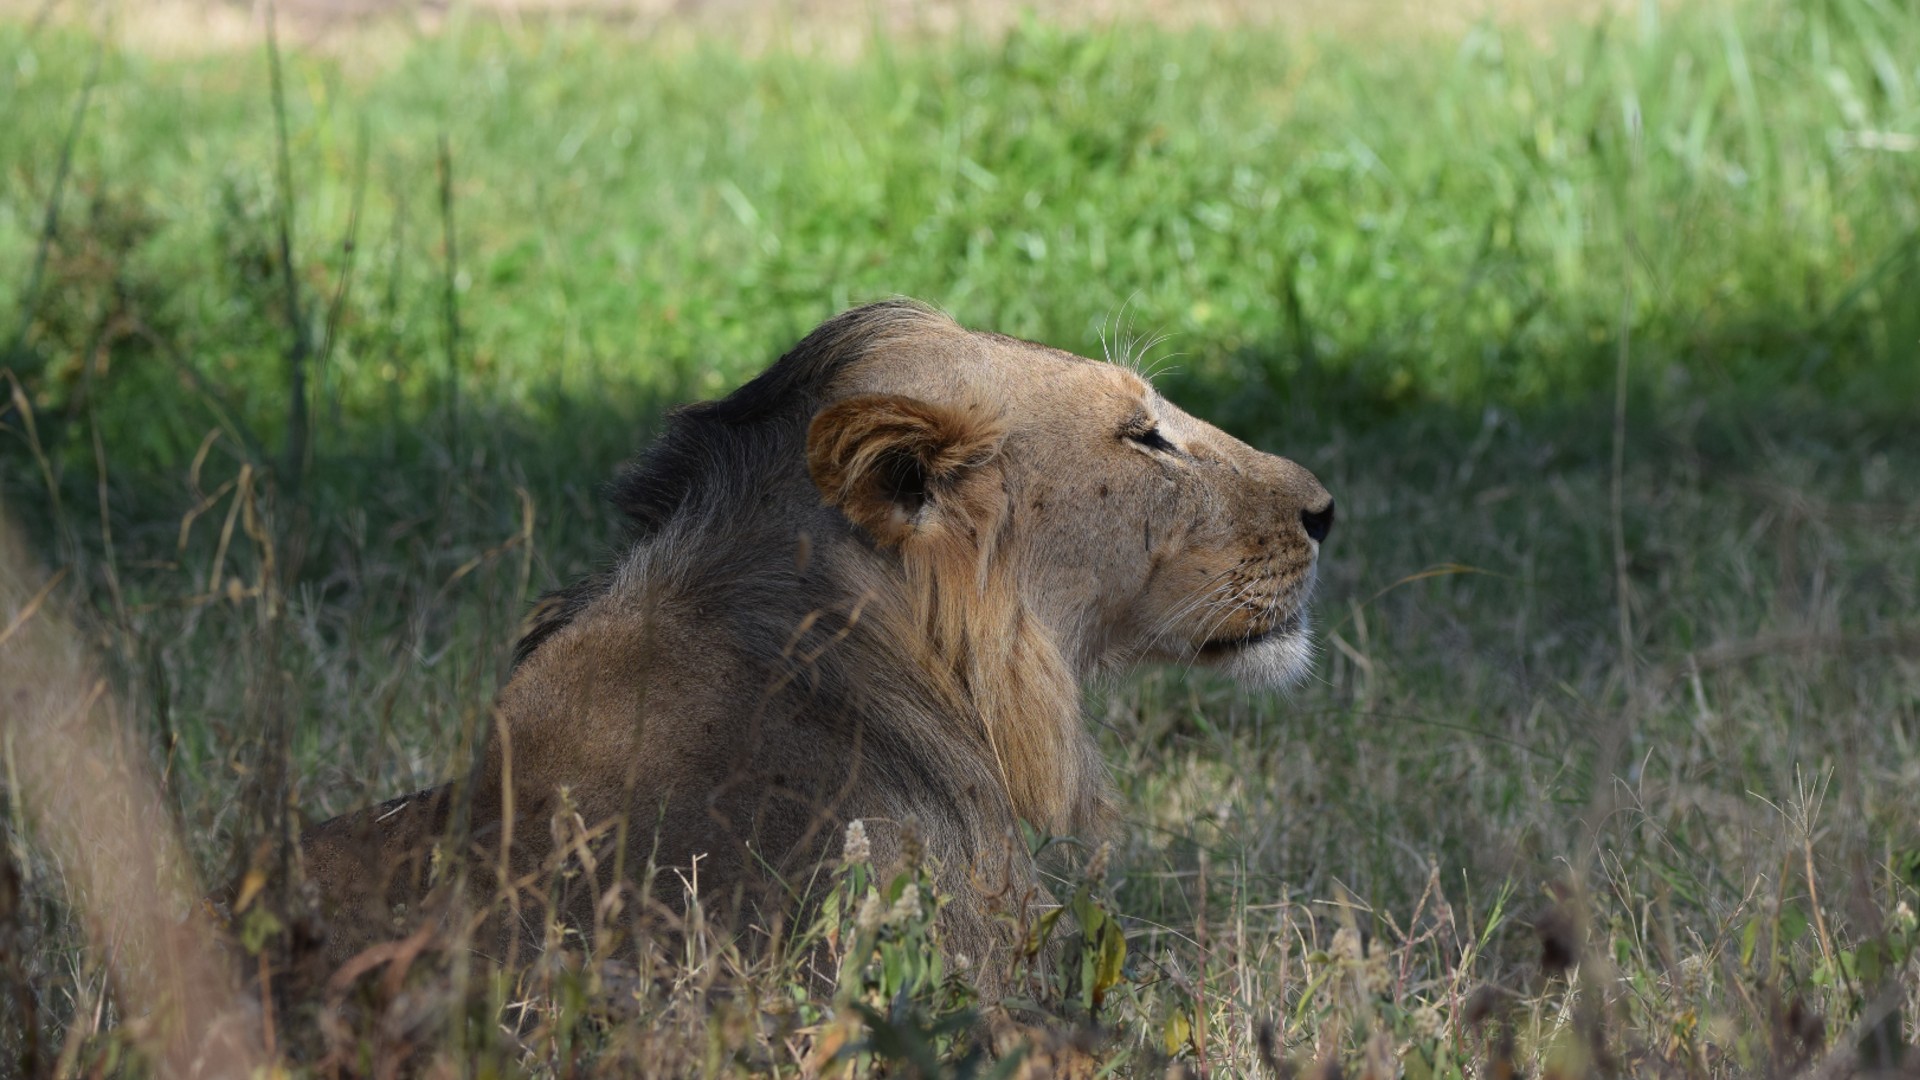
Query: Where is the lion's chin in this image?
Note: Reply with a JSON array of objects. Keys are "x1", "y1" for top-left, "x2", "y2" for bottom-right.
[{"x1": 1201, "y1": 613, "x2": 1316, "y2": 689}]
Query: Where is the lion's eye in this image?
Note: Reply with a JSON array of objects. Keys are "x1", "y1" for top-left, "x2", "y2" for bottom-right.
[{"x1": 1127, "y1": 427, "x2": 1177, "y2": 454}]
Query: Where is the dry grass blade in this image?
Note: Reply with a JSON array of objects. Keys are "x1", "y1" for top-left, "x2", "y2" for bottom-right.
[{"x1": 0, "y1": 563, "x2": 65, "y2": 649}]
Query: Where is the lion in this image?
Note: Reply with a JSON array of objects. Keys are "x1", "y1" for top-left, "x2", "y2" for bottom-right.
[{"x1": 299, "y1": 299, "x2": 1334, "y2": 987}]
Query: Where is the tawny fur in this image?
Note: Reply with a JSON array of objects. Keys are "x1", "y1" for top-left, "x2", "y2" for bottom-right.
[{"x1": 298, "y1": 300, "x2": 1334, "y2": 987}]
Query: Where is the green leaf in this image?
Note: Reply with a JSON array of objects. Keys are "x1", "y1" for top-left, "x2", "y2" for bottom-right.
[
  {"x1": 1029, "y1": 904, "x2": 1067, "y2": 956},
  {"x1": 1855, "y1": 940, "x2": 1886, "y2": 986},
  {"x1": 1780, "y1": 903, "x2": 1809, "y2": 946},
  {"x1": 1893, "y1": 848, "x2": 1920, "y2": 890},
  {"x1": 1164, "y1": 1008, "x2": 1192, "y2": 1057},
  {"x1": 1092, "y1": 916, "x2": 1128, "y2": 1008},
  {"x1": 885, "y1": 872, "x2": 912, "y2": 902},
  {"x1": 239, "y1": 905, "x2": 283, "y2": 955}
]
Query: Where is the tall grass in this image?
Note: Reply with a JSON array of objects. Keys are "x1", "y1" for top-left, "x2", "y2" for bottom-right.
[{"x1": 1, "y1": 0, "x2": 1917, "y2": 1074}]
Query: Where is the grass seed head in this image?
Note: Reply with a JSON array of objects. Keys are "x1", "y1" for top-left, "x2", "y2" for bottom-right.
[
  {"x1": 1410, "y1": 1004, "x2": 1444, "y2": 1041},
  {"x1": 898, "y1": 821, "x2": 923, "y2": 871},
  {"x1": 888, "y1": 885, "x2": 923, "y2": 927},
  {"x1": 841, "y1": 819, "x2": 870, "y2": 865},
  {"x1": 1358, "y1": 941, "x2": 1390, "y2": 997},
  {"x1": 1330, "y1": 926, "x2": 1363, "y2": 963},
  {"x1": 1085, "y1": 840, "x2": 1112, "y2": 884},
  {"x1": 855, "y1": 892, "x2": 886, "y2": 935}
]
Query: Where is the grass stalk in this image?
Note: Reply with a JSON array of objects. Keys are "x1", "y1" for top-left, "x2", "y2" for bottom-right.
[
  {"x1": 437, "y1": 131, "x2": 462, "y2": 463},
  {"x1": 263, "y1": 0, "x2": 312, "y2": 499},
  {"x1": 4, "y1": 26, "x2": 100, "y2": 368},
  {"x1": 314, "y1": 120, "x2": 370, "y2": 451}
]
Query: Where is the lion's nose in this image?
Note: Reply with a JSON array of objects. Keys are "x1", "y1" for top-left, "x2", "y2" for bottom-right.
[{"x1": 1301, "y1": 498, "x2": 1335, "y2": 544}]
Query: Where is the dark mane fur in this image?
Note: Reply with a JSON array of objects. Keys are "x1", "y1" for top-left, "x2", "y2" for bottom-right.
[{"x1": 512, "y1": 300, "x2": 955, "y2": 666}]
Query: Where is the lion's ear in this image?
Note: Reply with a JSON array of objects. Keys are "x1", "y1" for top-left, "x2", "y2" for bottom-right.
[{"x1": 807, "y1": 394, "x2": 1006, "y2": 546}]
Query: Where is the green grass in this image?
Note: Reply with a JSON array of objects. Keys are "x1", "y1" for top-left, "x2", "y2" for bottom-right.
[
  {"x1": 1, "y1": 0, "x2": 1918, "y2": 1074},
  {"x1": 4, "y1": 0, "x2": 1917, "y2": 444}
]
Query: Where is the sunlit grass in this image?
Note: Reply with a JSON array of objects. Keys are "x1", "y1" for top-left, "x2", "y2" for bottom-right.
[{"x1": 3, "y1": 0, "x2": 1916, "y2": 455}]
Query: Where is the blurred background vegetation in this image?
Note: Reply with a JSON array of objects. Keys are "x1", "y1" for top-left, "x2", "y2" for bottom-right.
[{"x1": 1, "y1": 0, "x2": 1916, "y2": 1074}]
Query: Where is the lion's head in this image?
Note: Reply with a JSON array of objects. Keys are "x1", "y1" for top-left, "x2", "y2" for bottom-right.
[
  {"x1": 582, "y1": 298, "x2": 1337, "y2": 837},
  {"x1": 594, "y1": 299, "x2": 1335, "y2": 839},
  {"x1": 805, "y1": 308, "x2": 1333, "y2": 694}
]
